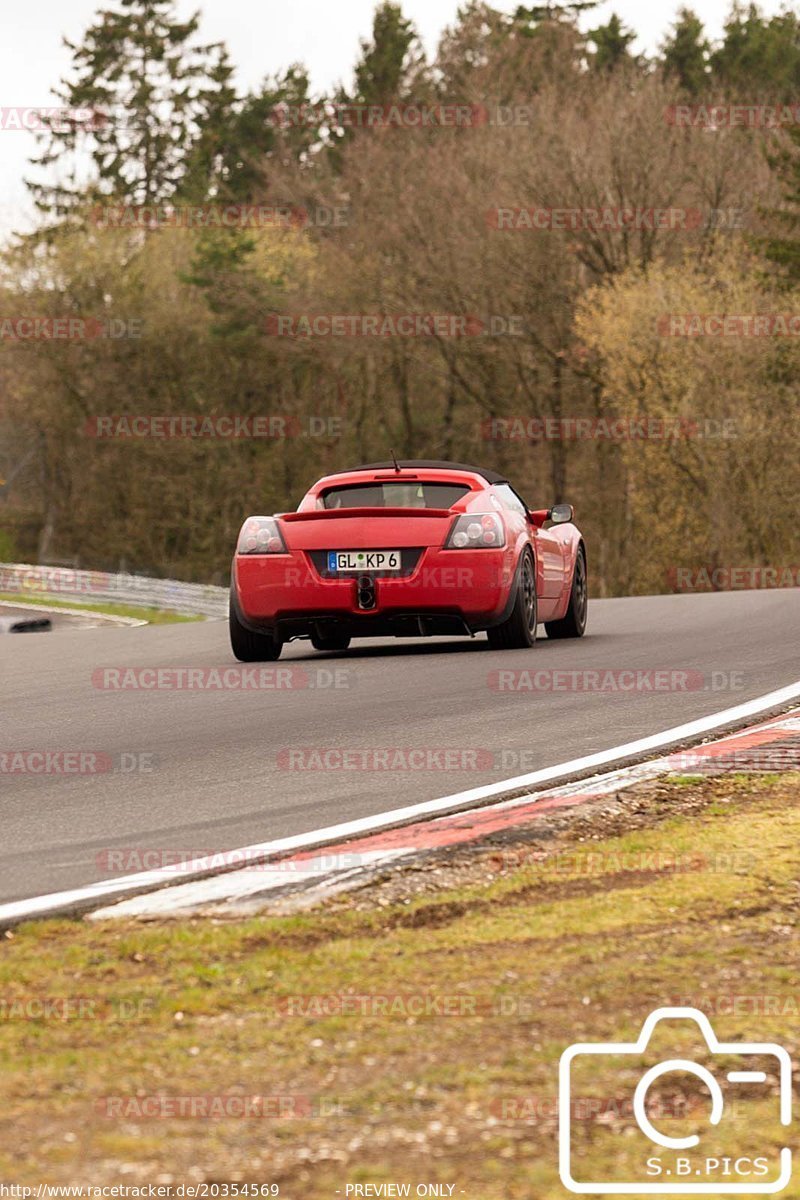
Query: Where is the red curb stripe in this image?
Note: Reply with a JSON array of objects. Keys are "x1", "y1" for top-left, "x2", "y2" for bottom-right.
[
  {"x1": 282, "y1": 711, "x2": 800, "y2": 868},
  {"x1": 283, "y1": 791, "x2": 597, "y2": 862},
  {"x1": 666, "y1": 724, "x2": 795, "y2": 763}
]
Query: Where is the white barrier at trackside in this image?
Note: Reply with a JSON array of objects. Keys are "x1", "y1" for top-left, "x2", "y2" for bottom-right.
[{"x1": 0, "y1": 563, "x2": 228, "y2": 618}]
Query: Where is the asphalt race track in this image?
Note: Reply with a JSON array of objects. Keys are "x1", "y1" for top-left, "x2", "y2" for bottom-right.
[{"x1": 1, "y1": 589, "x2": 798, "y2": 905}]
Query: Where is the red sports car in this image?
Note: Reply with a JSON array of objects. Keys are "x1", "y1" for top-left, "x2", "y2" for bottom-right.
[{"x1": 230, "y1": 460, "x2": 587, "y2": 660}]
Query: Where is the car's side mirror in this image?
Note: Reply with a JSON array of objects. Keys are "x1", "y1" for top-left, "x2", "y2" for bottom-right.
[
  {"x1": 527, "y1": 508, "x2": 549, "y2": 528},
  {"x1": 548, "y1": 503, "x2": 574, "y2": 525},
  {"x1": 527, "y1": 504, "x2": 575, "y2": 528}
]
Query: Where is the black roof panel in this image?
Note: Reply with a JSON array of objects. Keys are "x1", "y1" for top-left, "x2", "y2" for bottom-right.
[{"x1": 347, "y1": 460, "x2": 507, "y2": 485}]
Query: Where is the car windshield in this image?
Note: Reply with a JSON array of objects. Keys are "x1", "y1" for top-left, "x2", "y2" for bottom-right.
[{"x1": 320, "y1": 482, "x2": 470, "y2": 510}]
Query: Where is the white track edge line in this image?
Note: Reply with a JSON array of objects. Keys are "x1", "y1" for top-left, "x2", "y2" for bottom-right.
[
  {"x1": 0, "y1": 599, "x2": 147, "y2": 627},
  {"x1": 2, "y1": 678, "x2": 800, "y2": 925}
]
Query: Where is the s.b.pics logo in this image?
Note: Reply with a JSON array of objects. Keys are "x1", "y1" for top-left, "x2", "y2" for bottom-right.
[{"x1": 559, "y1": 1007, "x2": 791, "y2": 1194}]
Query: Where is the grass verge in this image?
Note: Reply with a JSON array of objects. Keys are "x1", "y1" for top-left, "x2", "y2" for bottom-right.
[
  {"x1": 1, "y1": 772, "x2": 798, "y2": 1194},
  {"x1": 0, "y1": 592, "x2": 203, "y2": 624}
]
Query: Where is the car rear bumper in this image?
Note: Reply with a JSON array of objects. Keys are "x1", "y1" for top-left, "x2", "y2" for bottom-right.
[{"x1": 233, "y1": 546, "x2": 517, "y2": 638}]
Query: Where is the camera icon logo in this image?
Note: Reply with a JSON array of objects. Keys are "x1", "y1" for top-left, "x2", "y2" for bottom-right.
[{"x1": 559, "y1": 1007, "x2": 792, "y2": 1194}]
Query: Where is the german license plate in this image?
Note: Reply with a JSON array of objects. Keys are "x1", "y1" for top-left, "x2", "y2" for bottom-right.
[{"x1": 327, "y1": 550, "x2": 402, "y2": 572}]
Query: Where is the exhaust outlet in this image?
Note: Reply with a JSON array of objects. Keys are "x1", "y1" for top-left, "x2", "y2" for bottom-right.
[{"x1": 356, "y1": 575, "x2": 376, "y2": 610}]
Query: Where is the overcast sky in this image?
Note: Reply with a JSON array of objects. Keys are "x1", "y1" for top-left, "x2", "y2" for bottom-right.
[{"x1": 0, "y1": 0, "x2": 790, "y2": 239}]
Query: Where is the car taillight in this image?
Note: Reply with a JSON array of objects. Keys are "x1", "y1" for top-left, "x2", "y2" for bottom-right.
[
  {"x1": 445, "y1": 512, "x2": 505, "y2": 549},
  {"x1": 237, "y1": 516, "x2": 287, "y2": 554}
]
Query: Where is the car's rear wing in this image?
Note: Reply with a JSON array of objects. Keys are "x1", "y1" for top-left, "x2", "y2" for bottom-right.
[{"x1": 280, "y1": 507, "x2": 454, "y2": 522}]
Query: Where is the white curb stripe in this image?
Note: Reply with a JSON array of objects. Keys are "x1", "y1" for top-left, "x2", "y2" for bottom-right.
[
  {"x1": 91, "y1": 849, "x2": 411, "y2": 918},
  {"x1": 2, "y1": 678, "x2": 799, "y2": 926}
]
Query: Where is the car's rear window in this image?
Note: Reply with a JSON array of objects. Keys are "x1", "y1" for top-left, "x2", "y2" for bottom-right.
[{"x1": 320, "y1": 482, "x2": 470, "y2": 510}]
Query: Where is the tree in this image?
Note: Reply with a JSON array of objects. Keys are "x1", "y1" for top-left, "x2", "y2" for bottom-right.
[
  {"x1": 325, "y1": 2, "x2": 429, "y2": 165},
  {"x1": 758, "y1": 129, "x2": 800, "y2": 286},
  {"x1": 183, "y1": 66, "x2": 317, "y2": 204},
  {"x1": 710, "y1": 4, "x2": 800, "y2": 98},
  {"x1": 513, "y1": 2, "x2": 597, "y2": 28},
  {"x1": 436, "y1": 2, "x2": 586, "y2": 100},
  {"x1": 351, "y1": 1, "x2": 427, "y2": 104},
  {"x1": 661, "y1": 8, "x2": 709, "y2": 94},
  {"x1": 588, "y1": 13, "x2": 637, "y2": 73},
  {"x1": 27, "y1": 0, "x2": 235, "y2": 215},
  {"x1": 575, "y1": 250, "x2": 800, "y2": 592}
]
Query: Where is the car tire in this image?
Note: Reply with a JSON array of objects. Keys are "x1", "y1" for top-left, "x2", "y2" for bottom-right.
[
  {"x1": 545, "y1": 546, "x2": 587, "y2": 639},
  {"x1": 310, "y1": 630, "x2": 352, "y2": 652},
  {"x1": 487, "y1": 551, "x2": 537, "y2": 650},
  {"x1": 229, "y1": 586, "x2": 283, "y2": 661}
]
